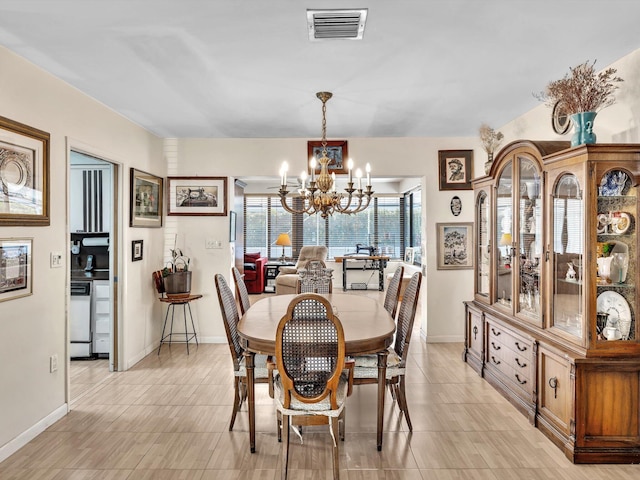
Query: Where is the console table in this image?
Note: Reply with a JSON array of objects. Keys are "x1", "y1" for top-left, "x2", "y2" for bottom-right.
[{"x1": 334, "y1": 255, "x2": 390, "y2": 291}]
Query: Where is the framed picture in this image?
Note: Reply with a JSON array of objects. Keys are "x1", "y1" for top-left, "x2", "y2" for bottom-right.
[
  {"x1": 450, "y1": 196, "x2": 462, "y2": 216},
  {"x1": 438, "y1": 150, "x2": 473, "y2": 191},
  {"x1": 436, "y1": 222, "x2": 474, "y2": 270},
  {"x1": 0, "y1": 238, "x2": 32, "y2": 302},
  {"x1": 229, "y1": 211, "x2": 237, "y2": 241},
  {"x1": 132, "y1": 240, "x2": 143, "y2": 262},
  {"x1": 307, "y1": 140, "x2": 349, "y2": 175},
  {"x1": 0, "y1": 116, "x2": 50, "y2": 226},
  {"x1": 404, "y1": 247, "x2": 415, "y2": 264},
  {"x1": 130, "y1": 168, "x2": 163, "y2": 228},
  {"x1": 167, "y1": 176, "x2": 228, "y2": 216}
]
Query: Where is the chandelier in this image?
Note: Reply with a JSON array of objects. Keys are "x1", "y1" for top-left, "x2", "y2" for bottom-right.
[{"x1": 278, "y1": 92, "x2": 373, "y2": 218}]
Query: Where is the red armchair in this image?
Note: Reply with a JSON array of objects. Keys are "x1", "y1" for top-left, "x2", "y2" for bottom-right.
[{"x1": 243, "y1": 252, "x2": 267, "y2": 294}]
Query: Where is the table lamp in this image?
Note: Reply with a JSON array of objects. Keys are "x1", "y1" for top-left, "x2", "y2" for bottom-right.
[
  {"x1": 499, "y1": 232, "x2": 513, "y2": 264},
  {"x1": 275, "y1": 233, "x2": 291, "y2": 262}
]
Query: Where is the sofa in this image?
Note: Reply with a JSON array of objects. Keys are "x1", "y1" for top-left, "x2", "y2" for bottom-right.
[
  {"x1": 275, "y1": 245, "x2": 328, "y2": 295},
  {"x1": 243, "y1": 252, "x2": 268, "y2": 294}
]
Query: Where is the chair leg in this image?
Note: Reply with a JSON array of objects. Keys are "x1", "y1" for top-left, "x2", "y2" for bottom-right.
[
  {"x1": 397, "y1": 375, "x2": 413, "y2": 432},
  {"x1": 281, "y1": 414, "x2": 290, "y2": 480},
  {"x1": 277, "y1": 411, "x2": 282, "y2": 442},
  {"x1": 339, "y1": 409, "x2": 345, "y2": 441},
  {"x1": 330, "y1": 416, "x2": 340, "y2": 479},
  {"x1": 229, "y1": 376, "x2": 241, "y2": 431}
]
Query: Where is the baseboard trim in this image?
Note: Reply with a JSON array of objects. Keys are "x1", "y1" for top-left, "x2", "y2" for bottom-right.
[{"x1": 0, "y1": 403, "x2": 68, "y2": 463}]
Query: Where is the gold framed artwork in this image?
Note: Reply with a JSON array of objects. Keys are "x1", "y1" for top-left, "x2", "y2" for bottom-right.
[
  {"x1": 436, "y1": 222, "x2": 474, "y2": 270},
  {"x1": 307, "y1": 140, "x2": 349, "y2": 175},
  {"x1": 0, "y1": 238, "x2": 33, "y2": 302},
  {"x1": 167, "y1": 176, "x2": 228, "y2": 216},
  {"x1": 438, "y1": 150, "x2": 473, "y2": 191},
  {"x1": 0, "y1": 116, "x2": 50, "y2": 226},
  {"x1": 130, "y1": 168, "x2": 163, "y2": 228}
]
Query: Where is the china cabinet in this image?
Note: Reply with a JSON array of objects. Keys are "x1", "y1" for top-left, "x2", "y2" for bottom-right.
[{"x1": 464, "y1": 140, "x2": 640, "y2": 463}]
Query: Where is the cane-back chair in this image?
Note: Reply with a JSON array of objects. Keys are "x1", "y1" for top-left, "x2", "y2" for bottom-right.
[
  {"x1": 271, "y1": 293, "x2": 354, "y2": 480},
  {"x1": 352, "y1": 271, "x2": 422, "y2": 431},
  {"x1": 384, "y1": 265, "x2": 404, "y2": 320},
  {"x1": 214, "y1": 273, "x2": 271, "y2": 431},
  {"x1": 232, "y1": 266, "x2": 252, "y2": 316}
]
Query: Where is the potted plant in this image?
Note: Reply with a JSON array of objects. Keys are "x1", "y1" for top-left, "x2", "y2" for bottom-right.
[
  {"x1": 162, "y1": 238, "x2": 191, "y2": 297},
  {"x1": 537, "y1": 60, "x2": 623, "y2": 146},
  {"x1": 479, "y1": 123, "x2": 504, "y2": 174}
]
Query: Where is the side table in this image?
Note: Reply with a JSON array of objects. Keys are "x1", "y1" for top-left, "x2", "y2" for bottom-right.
[{"x1": 264, "y1": 261, "x2": 295, "y2": 293}]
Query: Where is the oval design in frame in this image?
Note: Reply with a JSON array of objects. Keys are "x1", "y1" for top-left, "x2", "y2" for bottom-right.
[{"x1": 450, "y1": 196, "x2": 462, "y2": 216}]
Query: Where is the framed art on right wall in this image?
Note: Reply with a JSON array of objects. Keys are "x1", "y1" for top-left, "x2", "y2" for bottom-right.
[
  {"x1": 436, "y1": 222, "x2": 474, "y2": 270},
  {"x1": 438, "y1": 150, "x2": 473, "y2": 190}
]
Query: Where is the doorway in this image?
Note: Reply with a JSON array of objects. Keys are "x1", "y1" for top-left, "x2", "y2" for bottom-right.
[{"x1": 69, "y1": 148, "x2": 119, "y2": 401}]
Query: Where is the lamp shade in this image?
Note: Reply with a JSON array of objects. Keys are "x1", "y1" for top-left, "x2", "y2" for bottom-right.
[
  {"x1": 275, "y1": 233, "x2": 292, "y2": 247},
  {"x1": 499, "y1": 233, "x2": 512, "y2": 246}
]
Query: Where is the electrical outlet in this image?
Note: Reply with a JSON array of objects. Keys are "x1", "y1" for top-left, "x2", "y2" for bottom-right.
[
  {"x1": 50, "y1": 252, "x2": 63, "y2": 268},
  {"x1": 50, "y1": 354, "x2": 58, "y2": 373}
]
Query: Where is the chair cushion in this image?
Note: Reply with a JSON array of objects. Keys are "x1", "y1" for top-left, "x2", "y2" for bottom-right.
[
  {"x1": 295, "y1": 246, "x2": 328, "y2": 269},
  {"x1": 244, "y1": 252, "x2": 262, "y2": 262},
  {"x1": 353, "y1": 347, "x2": 402, "y2": 368},
  {"x1": 236, "y1": 354, "x2": 271, "y2": 380},
  {"x1": 244, "y1": 262, "x2": 257, "y2": 271},
  {"x1": 273, "y1": 373, "x2": 348, "y2": 417},
  {"x1": 278, "y1": 266, "x2": 298, "y2": 275}
]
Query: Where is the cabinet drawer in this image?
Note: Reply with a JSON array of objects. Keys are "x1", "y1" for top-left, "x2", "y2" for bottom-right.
[
  {"x1": 95, "y1": 317, "x2": 109, "y2": 334},
  {"x1": 487, "y1": 321, "x2": 532, "y2": 357}
]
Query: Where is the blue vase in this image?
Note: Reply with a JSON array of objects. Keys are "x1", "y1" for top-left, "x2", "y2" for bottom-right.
[{"x1": 570, "y1": 111, "x2": 597, "y2": 147}]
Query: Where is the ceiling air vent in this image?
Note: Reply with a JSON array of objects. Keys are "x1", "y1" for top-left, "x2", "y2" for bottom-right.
[{"x1": 307, "y1": 9, "x2": 368, "y2": 41}]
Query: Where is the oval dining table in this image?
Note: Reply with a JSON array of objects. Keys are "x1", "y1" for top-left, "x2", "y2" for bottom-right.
[{"x1": 237, "y1": 293, "x2": 396, "y2": 453}]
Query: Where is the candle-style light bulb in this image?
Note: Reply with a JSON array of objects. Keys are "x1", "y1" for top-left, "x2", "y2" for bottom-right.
[
  {"x1": 281, "y1": 161, "x2": 288, "y2": 187},
  {"x1": 347, "y1": 158, "x2": 354, "y2": 183},
  {"x1": 309, "y1": 157, "x2": 317, "y2": 182},
  {"x1": 331, "y1": 172, "x2": 336, "y2": 192},
  {"x1": 300, "y1": 171, "x2": 307, "y2": 191},
  {"x1": 356, "y1": 168, "x2": 363, "y2": 191},
  {"x1": 366, "y1": 163, "x2": 371, "y2": 187}
]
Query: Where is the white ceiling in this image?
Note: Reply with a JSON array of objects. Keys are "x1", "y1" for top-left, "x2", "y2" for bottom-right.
[{"x1": 1, "y1": 1, "x2": 639, "y2": 139}]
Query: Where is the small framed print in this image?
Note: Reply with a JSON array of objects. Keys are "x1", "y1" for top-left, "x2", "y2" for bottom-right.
[
  {"x1": 167, "y1": 176, "x2": 228, "y2": 216},
  {"x1": 438, "y1": 150, "x2": 473, "y2": 191},
  {"x1": 404, "y1": 247, "x2": 415, "y2": 264},
  {"x1": 307, "y1": 140, "x2": 349, "y2": 175},
  {"x1": 436, "y1": 222, "x2": 474, "y2": 270},
  {"x1": 0, "y1": 116, "x2": 50, "y2": 226},
  {"x1": 0, "y1": 238, "x2": 32, "y2": 302},
  {"x1": 130, "y1": 168, "x2": 163, "y2": 228},
  {"x1": 132, "y1": 240, "x2": 143, "y2": 262}
]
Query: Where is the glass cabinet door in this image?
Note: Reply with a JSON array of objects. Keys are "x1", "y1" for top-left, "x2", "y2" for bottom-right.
[
  {"x1": 596, "y1": 169, "x2": 635, "y2": 343},
  {"x1": 476, "y1": 190, "x2": 490, "y2": 300},
  {"x1": 495, "y1": 161, "x2": 513, "y2": 307},
  {"x1": 517, "y1": 158, "x2": 542, "y2": 320},
  {"x1": 551, "y1": 173, "x2": 584, "y2": 339}
]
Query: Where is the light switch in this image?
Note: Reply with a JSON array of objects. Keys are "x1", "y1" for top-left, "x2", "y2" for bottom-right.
[{"x1": 50, "y1": 252, "x2": 63, "y2": 268}]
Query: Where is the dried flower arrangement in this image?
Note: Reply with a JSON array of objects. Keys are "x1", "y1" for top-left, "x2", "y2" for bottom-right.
[
  {"x1": 478, "y1": 124, "x2": 504, "y2": 155},
  {"x1": 537, "y1": 60, "x2": 623, "y2": 113}
]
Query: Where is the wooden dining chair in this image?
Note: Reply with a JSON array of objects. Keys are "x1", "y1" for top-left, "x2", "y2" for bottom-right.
[
  {"x1": 351, "y1": 271, "x2": 422, "y2": 431},
  {"x1": 384, "y1": 265, "x2": 404, "y2": 320},
  {"x1": 269, "y1": 293, "x2": 354, "y2": 480},
  {"x1": 214, "y1": 273, "x2": 271, "y2": 431},
  {"x1": 232, "y1": 266, "x2": 251, "y2": 316},
  {"x1": 296, "y1": 260, "x2": 333, "y2": 294}
]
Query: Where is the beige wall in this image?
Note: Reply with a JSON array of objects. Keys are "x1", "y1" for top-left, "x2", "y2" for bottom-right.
[
  {"x1": 0, "y1": 47, "x2": 164, "y2": 458},
  {"x1": 2, "y1": 41, "x2": 640, "y2": 461}
]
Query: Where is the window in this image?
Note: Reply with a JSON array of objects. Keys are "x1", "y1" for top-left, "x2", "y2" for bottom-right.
[
  {"x1": 403, "y1": 188, "x2": 421, "y2": 265},
  {"x1": 244, "y1": 195, "x2": 403, "y2": 260}
]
